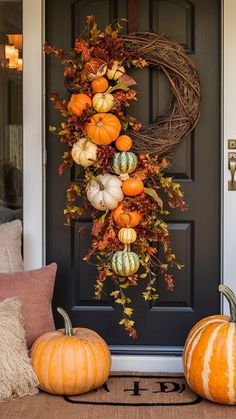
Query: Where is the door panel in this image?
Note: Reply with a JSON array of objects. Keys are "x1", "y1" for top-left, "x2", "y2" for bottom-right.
[{"x1": 46, "y1": 0, "x2": 220, "y2": 351}]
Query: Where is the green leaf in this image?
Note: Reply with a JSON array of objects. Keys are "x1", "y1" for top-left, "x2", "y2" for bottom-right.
[
  {"x1": 107, "y1": 83, "x2": 130, "y2": 94},
  {"x1": 144, "y1": 187, "x2": 163, "y2": 209}
]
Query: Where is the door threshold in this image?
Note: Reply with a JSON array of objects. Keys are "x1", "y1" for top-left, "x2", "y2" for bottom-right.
[{"x1": 111, "y1": 355, "x2": 183, "y2": 373}]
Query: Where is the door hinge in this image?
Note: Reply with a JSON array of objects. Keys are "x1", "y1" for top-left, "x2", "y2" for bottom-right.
[{"x1": 43, "y1": 149, "x2": 47, "y2": 166}]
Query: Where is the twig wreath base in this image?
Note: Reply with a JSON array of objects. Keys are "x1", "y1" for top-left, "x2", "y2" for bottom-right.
[{"x1": 122, "y1": 32, "x2": 201, "y2": 156}]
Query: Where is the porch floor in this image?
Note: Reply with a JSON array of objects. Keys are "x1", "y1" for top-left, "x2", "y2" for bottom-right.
[{"x1": 1, "y1": 372, "x2": 235, "y2": 418}]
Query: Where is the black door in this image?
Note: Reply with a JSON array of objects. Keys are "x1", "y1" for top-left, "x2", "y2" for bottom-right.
[{"x1": 46, "y1": 0, "x2": 220, "y2": 353}]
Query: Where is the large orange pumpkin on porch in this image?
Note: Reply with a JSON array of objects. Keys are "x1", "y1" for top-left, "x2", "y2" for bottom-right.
[
  {"x1": 183, "y1": 285, "x2": 236, "y2": 405},
  {"x1": 31, "y1": 307, "x2": 111, "y2": 396},
  {"x1": 85, "y1": 113, "x2": 121, "y2": 145}
]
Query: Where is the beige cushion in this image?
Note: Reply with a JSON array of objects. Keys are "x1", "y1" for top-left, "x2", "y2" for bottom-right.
[
  {"x1": 0, "y1": 297, "x2": 39, "y2": 401},
  {"x1": 0, "y1": 263, "x2": 57, "y2": 348},
  {"x1": 0, "y1": 220, "x2": 23, "y2": 272}
]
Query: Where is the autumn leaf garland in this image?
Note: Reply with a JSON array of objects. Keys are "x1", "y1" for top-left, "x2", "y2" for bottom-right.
[{"x1": 45, "y1": 16, "x2": 187, "y2": 338}]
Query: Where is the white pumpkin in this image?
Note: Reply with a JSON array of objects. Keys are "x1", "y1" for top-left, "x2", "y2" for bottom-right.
[
  {"x1": 71, "y1": 138, "x2": 97, "y2": 168},
  {"x1": 107, "y1": 61, "x2": 125, "y2": 80},
  {"x1": 92, "y1": 92, "x2": 114, "y2": 113},
  {"x1": 87, "y1": 174, "x2": 124, "y2": 211}
]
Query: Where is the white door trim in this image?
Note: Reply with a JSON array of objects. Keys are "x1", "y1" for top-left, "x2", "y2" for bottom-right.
[
  {"x1": 23, "y1": 0, "x2": 45, "y2": 270},
  {"x1": 222, "y1": 0, "x2": 236, "y2": 315},
  {"x1": 22, "y1": 0, "x2": 231, "y2": 372}
]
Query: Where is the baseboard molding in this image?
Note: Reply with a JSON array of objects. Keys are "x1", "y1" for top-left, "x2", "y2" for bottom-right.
[{"x1": 111, "y1": 355, "x2": 183, "y2": 372}]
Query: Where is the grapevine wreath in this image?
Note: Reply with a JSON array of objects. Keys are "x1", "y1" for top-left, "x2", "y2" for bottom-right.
[{"x1": 45, "y1": 16, "x2": 200, "y2": 338}]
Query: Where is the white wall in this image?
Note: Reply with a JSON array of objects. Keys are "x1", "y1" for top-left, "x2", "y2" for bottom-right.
[{"x1": 222, "y1": 0, "x2": 236, "y2": 315}]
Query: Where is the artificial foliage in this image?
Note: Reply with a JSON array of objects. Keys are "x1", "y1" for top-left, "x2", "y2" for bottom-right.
[{"x1": 45, "y1": 16, "x2": 188, "y2": 338}]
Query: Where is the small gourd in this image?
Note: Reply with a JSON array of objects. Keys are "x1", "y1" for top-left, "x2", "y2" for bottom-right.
[
  {"x1": 115, "y1": 135, "x2": 133, "y2": 151},
  {"x1": 118, "y1": 228, "x2": 137, "y2": 244},
  {"x1": 107, "y1": 60, "x2": 125, "y2": 80},
  {"x1": 67, "y1": 93, "x2": 92, "y2": 117},
  {"x1": 113, "y1": 205, "x2": 142, "y2": 228},
  {"x1": 85, "y1": 113, "x2": 121, "y2": 145},
  {"x1": 91, "y1": 76, "x2": 109, "y2": 93},
  {"x1": 111, "y1": 249, "x2": 140, "y2": 276},
  {"x1": 122, "y1": 178, "x2": 144, "y2": 196},
  {"x1": 87, "y1": 173, "x2": 124, "y2": 211},
  {"x1": 71, "y1": 138, "x2": 97, "y2": 168},
  {"x1": 112, "y1": 152, "x2": 138, "y2": 179},
  {"x1": 84, "y1": 58, "x2": 107, "y2": 80},
  {"x1": 92, "y1": 92, "x2": 114, "y2": 113}
]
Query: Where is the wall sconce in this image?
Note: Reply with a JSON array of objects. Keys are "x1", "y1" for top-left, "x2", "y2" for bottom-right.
[
  {"x1": 7, "y1": 34, "x2": 22, "y2": 50},
  {"x1": 0, "y1": 34, "x2": 23, "y2": 71},
  {"x1": 5, "y1": 44, "x2": 19, "y2": 69}
]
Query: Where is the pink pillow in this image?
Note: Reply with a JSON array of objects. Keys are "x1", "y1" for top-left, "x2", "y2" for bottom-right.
[{"x1": 0, "y1": 263, "x2": 57, "y2": 347}]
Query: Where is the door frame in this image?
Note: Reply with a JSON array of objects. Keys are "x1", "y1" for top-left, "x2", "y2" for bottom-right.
[{"x1": 23, "y1": 0, "x2": 234, "y2": 371}]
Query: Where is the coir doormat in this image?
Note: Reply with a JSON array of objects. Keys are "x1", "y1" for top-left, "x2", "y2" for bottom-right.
[{"x1": 1, "y1": 372, "x2": 236, "y2": 419}]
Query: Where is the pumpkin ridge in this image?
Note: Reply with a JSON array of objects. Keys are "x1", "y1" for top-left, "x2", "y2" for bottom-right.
[
  {"x1": 202, "y1": 323, "x2": 225, "y2": 401},
  {"x1": 185, "y1": 316, "x2": 226, "y2": 347},
  {"x1": 34, "y1": 335, "x2": 57, "y2": 394},
  {"x1": 72, "y1": 339, "x2": 78, "y2": 394},
  {"x1": 227, "y1": 323, "x2": 235, "y2": 403},
  {"x1": 207, "y1": 323, "x2": 229, "y2": 403},
  {"x1": 85, "y1": 339, "x2": 98, "y2": 391},
  {"x1": 184, "y1": 319, "x2": 225, "y2": 380},
  {"x1": 60, "y1": 339, "x2": 66, "y2": 395},
  {"x1": 47, "y1": 338, "x2": 62, "y2": 394},
  {"x1": 78, "y1": 339, "x2": 88, "y2": 394},
  {"x1": 187, "y1": 323, "x2": 221, "y2": 397},
  {"x1": 88, "y1": 341, "x2": 100, "y2": 388}
]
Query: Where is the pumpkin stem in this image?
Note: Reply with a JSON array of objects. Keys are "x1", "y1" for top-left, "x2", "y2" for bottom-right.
[
  {"x1": 95, "y1": 176, "x2": 105, "y2": 191},
  {"x1": 57, "y1": 307, "x2": 74, "y2": 336},
  {"x1": 124, "y1": 244, "x2": 131, "y2": 252},
  {"x1": 218, "y1": 285, "x2": 236, "y2": 323},
  {"x1": 96, "y1": 117, "x2": 103, "y2": 127}
]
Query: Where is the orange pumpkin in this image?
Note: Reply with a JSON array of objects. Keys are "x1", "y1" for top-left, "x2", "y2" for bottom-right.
[
  {"x1": 84, "y1": 58, "x2": 107, "y2": 80},
  {"x1": 115, "y1": 135, "x2": 133, "y2": 151},
  {"x1": 113, "y1": 204, "x2": 142, "y2": 227},
  {"x1": 31, "y1": 307, "x2": 111, "y2": 396},
  {"x1": 67, "y1": 93, "x2": 91, "y2": 117},
  {"x1": 85, "y1": 113, "x2": 121, "y2": 145},
  {"x1": 92, "y1": 76, "x2": 109, "y2": 93},
  {"x1": 122, "y1": 178, "x2": 144, "y2": 196},
  {"x1": 183, "y1": 285, "x2": 236, "y2": 405}
]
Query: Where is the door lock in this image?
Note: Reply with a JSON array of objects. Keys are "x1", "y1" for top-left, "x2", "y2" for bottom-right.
[{"x1": 228, "y1": 153, "x2": 236, "y2": 191}]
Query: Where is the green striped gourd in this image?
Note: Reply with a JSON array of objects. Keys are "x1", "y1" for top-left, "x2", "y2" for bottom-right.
[
  {"x1": 111, "y1": 250, "x2": 140, "y2": 276},
  {"x1": 112, "y1": 152, "x2": 137, "y2": 178}
]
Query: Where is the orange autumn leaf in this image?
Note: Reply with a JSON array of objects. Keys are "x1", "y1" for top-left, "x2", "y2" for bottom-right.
[
  {"x1": 131, "y1": 168, "x2": 148, "y2": 180},
  {"x1": 74, "y1": 39, "x2": 91, "y2": 62}
]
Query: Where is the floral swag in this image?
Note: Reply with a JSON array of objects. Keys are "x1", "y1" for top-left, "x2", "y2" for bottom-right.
[{"x1": 45, "y1": 16, "x2": 200, "y2": 338}]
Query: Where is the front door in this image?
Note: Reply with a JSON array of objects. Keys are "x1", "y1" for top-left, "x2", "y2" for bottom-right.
[{"x1": 46, "y1": 0, "x2": 220, "y2": 353}]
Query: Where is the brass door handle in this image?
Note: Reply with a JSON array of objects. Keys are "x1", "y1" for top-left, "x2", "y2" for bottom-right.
[{"x1": 229, "y1": 154, "x2": 236, "y2": 190}]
